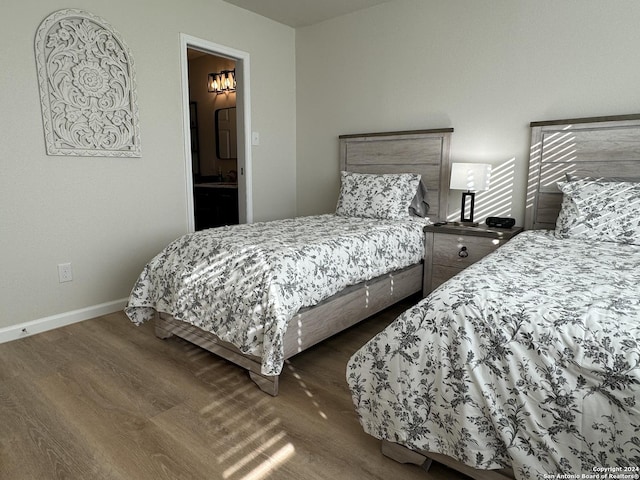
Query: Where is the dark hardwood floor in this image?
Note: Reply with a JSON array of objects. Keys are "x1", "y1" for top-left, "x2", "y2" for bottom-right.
[{"x1": 0, "y1": 297, "x2": 470, "y2": 480}]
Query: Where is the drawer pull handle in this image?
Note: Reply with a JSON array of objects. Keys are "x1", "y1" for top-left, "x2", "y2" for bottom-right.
[{"x1": 458, "y1": 246, "x2": 468, "y2": 258}]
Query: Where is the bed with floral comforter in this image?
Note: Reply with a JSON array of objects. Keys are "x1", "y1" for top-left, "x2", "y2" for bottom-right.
[
  {"x1": 126, "y1": 214, "x2": 426, "y2": 376},
  {"x1": 347, "y1": 230, "x2": 640, "y2": 479}
]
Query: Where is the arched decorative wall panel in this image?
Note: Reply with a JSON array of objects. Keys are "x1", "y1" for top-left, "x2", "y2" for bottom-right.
[{"x1": 35, "y1": 9, "x2": 141, "y2": 157}]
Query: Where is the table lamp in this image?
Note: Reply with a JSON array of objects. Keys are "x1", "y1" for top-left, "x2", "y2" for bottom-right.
[{"x1": 449, "y1": 163, "x2": 492, "y2": 224}]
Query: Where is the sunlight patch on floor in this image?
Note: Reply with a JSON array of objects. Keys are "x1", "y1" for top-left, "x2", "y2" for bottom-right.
[
  {"x1": 286, "y1": 361, "x2": 328, "y2": 420},
  {"x1": 218, "y1": 418, "x2": 283, "y2": 463},
  {"x1": 237, "y1": 442, "x2": 295, "y2": 480},
  {"x1": 223, "y1": 431, "x2": 289, "y2": 478}
]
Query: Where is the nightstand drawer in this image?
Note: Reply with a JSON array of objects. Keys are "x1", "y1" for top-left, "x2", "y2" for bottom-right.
[
  {"x1": 432, "y1": 233, "x2": 500, "y2": 268},
  {"x1": 423, "y1": 224, "x2": 523, "y2": 296},
  {"x1": 431, "y1": 265, "x2": 465, "y2": 290}
]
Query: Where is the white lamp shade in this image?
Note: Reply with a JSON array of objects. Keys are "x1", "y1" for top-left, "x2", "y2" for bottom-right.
[{"x1": 450, "y1": 163, "x2": 492, "y2": 191}]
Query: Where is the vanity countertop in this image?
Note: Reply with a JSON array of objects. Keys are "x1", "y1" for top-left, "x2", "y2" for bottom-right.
[{"x1": 195, "y1": 182, "x2": 238, "y2": 189}]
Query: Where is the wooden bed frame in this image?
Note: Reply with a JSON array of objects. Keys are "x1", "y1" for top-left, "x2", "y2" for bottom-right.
[
  {"x1": 155, "y1": 128, "x2": 453, "y2": 396},
  {"x1": 382, "y1": 114, "x2": 640, "y2": 480},
  {"x1": 526, "y1": 113, "x2": 640, "y2": 229}
]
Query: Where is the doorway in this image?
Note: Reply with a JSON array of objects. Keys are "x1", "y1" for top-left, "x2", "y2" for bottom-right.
[{"x1": 179, "y1": 34, "x2": 252, "y2": 231}]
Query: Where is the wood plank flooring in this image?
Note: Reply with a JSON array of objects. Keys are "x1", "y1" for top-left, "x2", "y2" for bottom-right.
[{"x1": 0, "y1": 297, "x2": 470, "y2": 480}]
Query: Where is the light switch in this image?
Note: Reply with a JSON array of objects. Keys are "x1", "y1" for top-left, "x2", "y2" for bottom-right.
[{"x1": 251, "y1": 131, "x2": 260, "y2": 145}]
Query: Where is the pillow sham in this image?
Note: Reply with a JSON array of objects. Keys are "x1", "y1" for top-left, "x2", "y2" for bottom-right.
[
  {"x1": 409, "y1": 179, "x2": 430, "y2": 217},
  {"x1": 555, "y1": 179, "x2": 640, "y2": 245},
  {"x1": 335, "y1": 171, "x2": 422, "y2": 220}
]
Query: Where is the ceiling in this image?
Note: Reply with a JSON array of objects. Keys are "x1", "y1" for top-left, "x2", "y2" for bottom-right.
[{"x1": 222, "y1": 0, "x2": 394, "y2": 27}]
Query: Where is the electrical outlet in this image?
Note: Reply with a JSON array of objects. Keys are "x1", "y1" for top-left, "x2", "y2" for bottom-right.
[{"x1": 58, "y1": 263, "x2": 73, "y2": 283}]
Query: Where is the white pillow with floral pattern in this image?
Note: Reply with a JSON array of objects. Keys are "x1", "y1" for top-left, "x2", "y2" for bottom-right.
[
  {"x1": 336, "y1": 171, "x2": 421, "y2": 220},
  {"x1": 555, "y1": 179, "x2": 640, "y2": 245}
]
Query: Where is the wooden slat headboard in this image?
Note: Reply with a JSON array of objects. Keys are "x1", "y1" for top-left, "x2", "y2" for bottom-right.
[
  {"x1": 525, "y1": 114, "x2": 640, "y2": 230},
  {"x1": 339, "y1": 129, "x2": 453, "y2": 221}
]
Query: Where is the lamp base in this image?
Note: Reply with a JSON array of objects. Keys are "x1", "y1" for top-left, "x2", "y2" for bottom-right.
[{"x1": 460, "y1": 191, "x2": 476, "y2": 223}]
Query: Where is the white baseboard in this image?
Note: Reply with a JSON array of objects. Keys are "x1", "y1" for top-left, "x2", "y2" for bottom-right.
[{"x1": 0, "y1": 298, "x2": 129, "y2": 344}]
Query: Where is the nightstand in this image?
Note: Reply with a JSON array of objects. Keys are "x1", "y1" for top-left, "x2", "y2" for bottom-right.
[{"x1": 423, "y1": 223, "x2": 523, "y2": 295}]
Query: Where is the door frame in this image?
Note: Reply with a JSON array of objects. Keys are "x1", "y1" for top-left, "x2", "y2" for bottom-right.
[{"x1": 179, "y1": 33, "x2": 253, "y2": 230}]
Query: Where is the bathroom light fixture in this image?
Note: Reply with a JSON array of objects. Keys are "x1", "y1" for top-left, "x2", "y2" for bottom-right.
[
  {"x1": 449, "y1": 162, "x2": 492, "y2": 224},
  {"x1": 208, "y1": 69, "x2": 236, "y2": 94}
]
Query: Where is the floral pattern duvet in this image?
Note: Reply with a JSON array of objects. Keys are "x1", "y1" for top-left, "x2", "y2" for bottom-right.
[
  {"x1": 347, "y1": 230, "x2": 640, "y2": 478},
  {"x1": 125, "y1": 214, "x2": 426, "y2": 376}
]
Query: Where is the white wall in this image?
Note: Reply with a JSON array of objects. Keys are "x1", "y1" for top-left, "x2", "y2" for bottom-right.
[
  {"x1": 295, "y1": 0, "x2": 640, "y2": 220},
  {"x1": 0, "y1": 0, "x2": 296, "y2": 331},
  {"x1": 6, "y1": 0, "x2": 640, "y2": 335}
]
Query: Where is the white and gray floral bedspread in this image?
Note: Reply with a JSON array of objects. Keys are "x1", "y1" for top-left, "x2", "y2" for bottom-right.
[
  {"x1": 126, "y1": 214, "x2": 426, "y2": 376},
  {"x1": 347, "y1": 230, "x2": 640, "y2": 478}
]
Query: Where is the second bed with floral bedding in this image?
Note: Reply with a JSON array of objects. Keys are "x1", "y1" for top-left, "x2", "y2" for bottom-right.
[{"x1": 347, "y1": 228, "x2": 640, "y2": 479}]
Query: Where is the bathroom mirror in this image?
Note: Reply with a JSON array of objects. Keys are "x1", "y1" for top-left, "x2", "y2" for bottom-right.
[{"x1": 215, "y1": 107, "x2": 237, "y2": 159}]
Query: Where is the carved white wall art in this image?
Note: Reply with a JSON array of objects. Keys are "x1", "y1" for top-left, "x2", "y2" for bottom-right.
[{"x1": 35, "y1": 9, "x2": 141, "y2": 157}]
